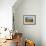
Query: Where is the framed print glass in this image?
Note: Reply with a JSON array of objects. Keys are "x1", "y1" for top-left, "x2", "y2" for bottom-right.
[{"x1": 23, "y1": 15, "x2": 36, "y2": 25}]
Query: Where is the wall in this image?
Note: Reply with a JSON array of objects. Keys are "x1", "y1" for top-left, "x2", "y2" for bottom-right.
[
  {"x1": 41, "y1": 0, "x2": 46, "y2": 46},
  {"x1": 13, "y1": 0, "x2": 41, "y2": 46},
  {"x1": 0, "y1": 0, "x2": 16, "y2": 30}
]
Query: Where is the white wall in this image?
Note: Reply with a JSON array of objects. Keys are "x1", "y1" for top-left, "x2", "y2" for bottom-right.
[
  {"x1": 41, "y1": 0, "x2": 46, "y2": 46},
  {"x1": 0, "y1": 0, "x2": 16, "y2": 29},
  {"x1": 13, "y1": 0, "x2": 41, "y2": 46},
  {"x1": 13, "y1": 0, "x2": 46, "y2": 46}
]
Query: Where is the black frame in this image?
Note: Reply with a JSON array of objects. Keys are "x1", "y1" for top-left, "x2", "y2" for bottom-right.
[{"x1": 23, "y1": 15, "x2": 36, "y2": 25}]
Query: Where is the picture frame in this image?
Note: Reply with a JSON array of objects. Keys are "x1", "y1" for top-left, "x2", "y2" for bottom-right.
[{"x1": 23, "y1": 15, "x2": 36, "y2": 25}]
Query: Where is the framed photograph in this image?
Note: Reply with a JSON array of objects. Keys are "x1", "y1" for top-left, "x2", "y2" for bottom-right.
[{"x1": 23, "y1": 15, "x2": 36, "y2": 25}]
